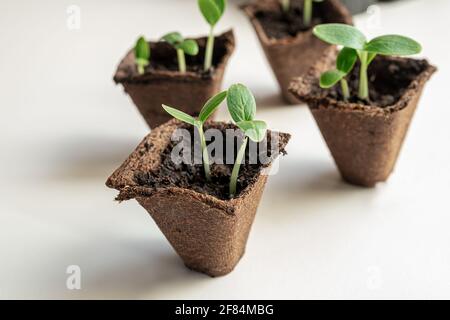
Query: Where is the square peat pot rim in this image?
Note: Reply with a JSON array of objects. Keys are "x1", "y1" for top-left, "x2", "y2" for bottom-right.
[
  {"x1": 241, "y1": 0, "x2": 352, "y2": 47},
  {"x1": 113, "y1": 30, "x2": 235, "y2": 85},
  {"x1": 106, "y1": 119, "x2": 290, "y2": 214},
  {"x1": 290, "y1": 56, "x2": 437, "y2": 116}
]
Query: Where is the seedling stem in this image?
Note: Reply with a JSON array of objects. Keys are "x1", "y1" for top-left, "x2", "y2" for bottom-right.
[
  {"x1": 340, "y1": 79, "x2": 350, "y2": 101},
  {"x1": 230, "y1": 137, "x2": 248, "y2": 197},
  {"x1": 358, "y1": 51, "x2": 369, "y2": 100},
  {"x1": 198, "y1": 125, "x2": 211, "y2": 180},
  {"x1": 205, "y1": 26, "x2": 215, "y2": 71},
  {"x1": 177, "y1": 48, "x2": 187, "y2": 73},
  {"x1": 304, "y1": 0, "x2": 313, "y2": 26}
]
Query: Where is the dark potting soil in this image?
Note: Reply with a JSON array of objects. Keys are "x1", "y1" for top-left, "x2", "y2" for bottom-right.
[
  {"x1": 142, "y1": 36, "x2": 229, "y2": 77},
  {"x1": 255, "y1": 0, "x2": 324, "y2": 39},
  {"x1": 325, "y1": 56, "x2": 429, "y2": 107},
  {"x1": 134, "y1": 123, "x2": 289, "y2": 200}
]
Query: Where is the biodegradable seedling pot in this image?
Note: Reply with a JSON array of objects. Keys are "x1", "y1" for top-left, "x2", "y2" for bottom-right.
[
  {"x1": 114, "y1": 31, "x2": 235, "y2": 129},
  {"x1": 106, "y1": 119, "x2": 290, "y2": 277},
  {"x1": 242, "y1": 0, "x2": 352, "y2": 104},
  {"x1": 290, "y1": 52, "x2": 436, "y2": 187}
]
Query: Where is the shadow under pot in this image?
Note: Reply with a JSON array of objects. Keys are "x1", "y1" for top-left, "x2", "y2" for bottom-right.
[
  {"x1": 106, "y1": 119, "x2": 291, "y2": 277},
  {"x1": 242, "y1": 0, "x2": 352, "y2": 104},
  {"x1": 290, "y1": 53, "x2": 437, "y2": 187},
  {"x1": 113, "y1": 31, "x2": 235, "y2": 129}
]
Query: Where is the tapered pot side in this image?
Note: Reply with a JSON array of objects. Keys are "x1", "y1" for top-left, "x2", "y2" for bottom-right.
[
  {"x1": 106, "y1": 120, "x2": 290, "y2": 277},
  {"x1": 114, "y1": 31, "x2": 235, "y2": 129},
  {"x1": 290, "y1": 55, "x2": 437, "y2": 187},
  {"x1": 242, "y1": 0, "x2": 352, "y2": 104}
]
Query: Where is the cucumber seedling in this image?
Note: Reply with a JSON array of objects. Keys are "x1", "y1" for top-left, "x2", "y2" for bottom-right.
[
  {"x1": 162, "y1": 90, "x2": 228, "y2": 181},
  {"x1": 161, "y1": 32, "x2": 199, "y2": 73},
  {"x1": 198, "y1": 0, "x2": 226, "y2": 71},
  {"x1": 313, "y1": 23, "x2": 422, "y2": 101},
  {"x1": 227, "y1": 84, "x2": 267, "y2": 197},
  {"x1": 319, "y1": 47, "x2": 357, "y2": 101},
  {"x1": 135, "y1": 36, "x2": 150, "y2": 75}
]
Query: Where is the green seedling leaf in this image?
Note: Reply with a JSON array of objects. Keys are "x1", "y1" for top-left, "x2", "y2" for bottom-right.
[
  {"x1": 135, "y1": 36, "x2": 150, "y2": 61},
  {"x1": 199, "y1": 90, "x2": 227, "y2": 123},
  {"x1": 313, "y1": 24, "x2": 367, "y2": 50},
  {"x1": 227, "y1": 84, "x2": 256, "y2": 123},
  {"x1": 320, "y1": 70, "x2": 346, "y2": 88},
  {"x1": 161, "y1": 32, "x2": 183, "y2": 46},
  {"x1": 337, "y1": 47, "x2": 358, "y2": 74},
  {"x1": 134, "y1": 36, "x2": 150, "y2": 74},
  {"x1": 178, "y1": 39, "x2": 199, "y2": 56},
  {"x1": 364, "y1": 35, "x2": 422, "y2": 56},
  {"x1": 162, "y1": 105, "x2": 198, "y2": 127},
  {"x1": 198, "y1": 0, "x2": 226, "y2": 26},
  {"x1": 236, "y1": 120, "x2": 267, "y2": 143}
]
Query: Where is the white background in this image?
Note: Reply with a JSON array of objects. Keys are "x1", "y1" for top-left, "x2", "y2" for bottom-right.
[{"x1": 0, "y1": 0, "x2": 449, "y2": 299}]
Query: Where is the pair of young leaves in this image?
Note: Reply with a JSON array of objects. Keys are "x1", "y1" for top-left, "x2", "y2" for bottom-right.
[
  {"x1": 134, "y1": 32, "x2": 199, "y2": 74},
  {"x1": 161, "y1": 32, "x2": 199, "y2": 56},
  {"x1": 163, "y1": 84, "x2": 267, "y2": 143},
  {"x1": 315, "y1": 24, "x2": 422, "y2": 90}
]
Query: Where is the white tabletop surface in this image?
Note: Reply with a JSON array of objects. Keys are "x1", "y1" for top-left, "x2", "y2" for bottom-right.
[{"x1": 1, "y1": 0, "x2": 449, "y2": 300}]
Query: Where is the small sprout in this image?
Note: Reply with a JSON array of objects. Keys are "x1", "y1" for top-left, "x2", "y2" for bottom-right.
[
  {"x1": 319, "y1": 47, "x2": 357, "y2": 101},
  {"x1": 198, "y1": 0, "x2": 227, "y2": 71},
  {"x1": 162, "y1": 90, "x2": 227, "y2": 181},
  {"x1": 303, "y1": 0, "x2": 323, "y2": 27},
  {"x1": 135, "y1": 36, "x2": 150, "y2": 75},
  {"x1": 314, "y1": 24, "x2": 422, "y2": 101},
  {"x1": 280, "y1": 0, "x2": 290, "y2": 13},
  {"x1": 227, "y1": 84, "x2": 267, "y2": 197},
  {"x1": 162, "y1": 32, "x2": 199, "y2": 73}
]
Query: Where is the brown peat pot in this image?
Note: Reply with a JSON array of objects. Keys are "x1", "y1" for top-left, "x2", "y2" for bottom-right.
[
  {"x1": 290, "y1": 52, "x2": 437, "y2": 187},
  {"x1": 242, "y1": 0, "x2": 352, "y2": 104},
  {"x1": 106, "y1": 119, "x2": 290, "y2": 277},
  {"x1": 113, "y1": 31, "x2": 235, "y2": 129}
]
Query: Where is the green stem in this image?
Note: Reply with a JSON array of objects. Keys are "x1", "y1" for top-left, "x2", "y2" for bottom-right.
[
  {"x1": 198, "y1": 125, "x2": 211, "y2": 181},
  {"x1": 358, "y1": 51, "x2": 369, "y2": 100},
  {"x1": 340, "y1": 78, "x2": 350, "y2": 101},
  {"x1": 137, "y1": 64, "x2": 145, "y2": 75},
  {"x1": 303, "y1": 0, "x2": 313, "y2": 27},
  {"x1": 230, "y1": 137, "x2": 248, "y2": 197},
  {"x1": 281, "y1": 0, "x2": 290, "y2": 12},
  {"x1": 177, "y1": 48, "x2": 186, "y2": 73},
  {"x1": 204, "y1": 26, "x2": 215, "y2": 71}
]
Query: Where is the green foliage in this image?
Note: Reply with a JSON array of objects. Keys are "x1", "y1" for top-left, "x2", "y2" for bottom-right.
[
  {"x1": 227, "y1": 84, "x2": 256, "y2": 123},
  {"x1": 134, "y1": 36, "x2": 150, "y2": 75},
  {"x1": 161, "y1": 105, "x2": 198, "y2": 127},
  {"x1": 161, "y1": 32, "x2": 199, "y2": 73},
  {"x1": 227, "y1": 84, "x2": 267, "y2": 197},
  {"x1": 236, "y1": 120, "x2": 267, "y2": 143},
  {"x1": 198, "y1": 0, "x2": 227, "y2": 71},
  {"x1": 199, "y1": 91, "x2": 227, "y2": 123},
  {"x1": 162, "y1": 90, "x2": 227, "y2": 181},
  {"x1": 198, "y1": 0, "x2": 226, "y2": 26},
  {"x1": 314, "y1": 24, "x2": 422, "y2": 100},
  {"x1": 162, "y1": 84, "x2": 268, "y2": 198}
]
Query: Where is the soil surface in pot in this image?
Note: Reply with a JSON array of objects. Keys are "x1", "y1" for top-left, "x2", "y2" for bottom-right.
[
  {"x1": 318, "y1": 57, "x2": 429, "y2": 108},
  {"x1": 255, "y1": 0, "x2": 325, "y2": 39},
  {"x1": 114, "y1": 32, "x2": 232, "y2": 82},
  {"x1": 134, "y1": 123, "x2": 290, "y2": 200}
]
